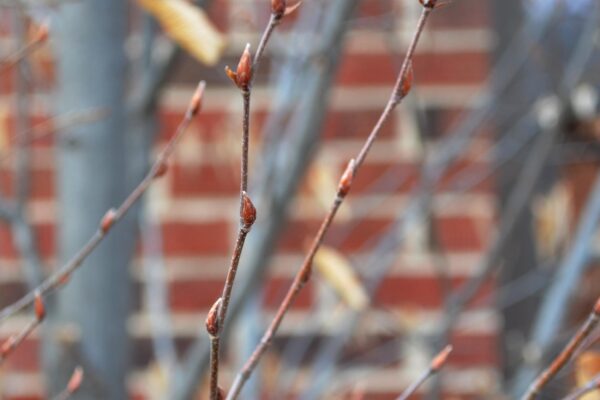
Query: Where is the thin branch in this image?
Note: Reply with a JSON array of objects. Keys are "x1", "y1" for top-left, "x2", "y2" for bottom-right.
[
  {"x1": 561, "y1": 372, "x2": 600, "y2": 400},
  {"x1": 171, "y1": 2, "x2": 358, "y2": 397},
  {"x1": 0, "y1": 21, "x2": 48, "y2": 73},
  {"x1": 0, "y1": 81, "x2": 206, "y2": 324},
  {"x1": 522, "y1": 297, "x2": 600, "y2": 400},
  {"x1": 0, "y1": 292, "x2": 44, "y2": 364},
  {"x1": 396, "y1": 345, "x2": 452, "y2": 400},
  {"x1": 206, "y1": 3, "x2": 296, "y2": 398},
  {"x1": 0, "y1": 108, "x2": 108, "y2": 165},
  {"x1": 225, "y1": 3, "x2": 437, "y2": 399},
  {"x1": 52, "y1": 367, "x2": 84, "y2": 400}
]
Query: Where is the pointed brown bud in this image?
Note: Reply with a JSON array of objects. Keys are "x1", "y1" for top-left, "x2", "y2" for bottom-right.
[
  {"x1": 58, "y1": 273, "x2": 71, "y2": 287},
  {"x1": 338, "y1": 159, "x2": 356, "y2": 197},
  {"x1": 188, "y1": 81, "x2": 206, "y2": 117},
  {"x1": 241, "y1": 191, "x2": 257, "y2": 228},
  {"x1": 419, "y1": 0, "x2": 438, "y2": 8},
  {"x1": 397, "y1": 62, "x2": 413, "y2": 100},
  {"x1": 36, "y1": 22, "x2": 49, "y2": 43},
  {"x1": 594, "y1": 296, "x2": 600, "y2": 315},
  {"x1": 299, "y1": 262, "x2": 312, "y2": 283},
  {"x1": 272, "y1": 0, "x2": 286, "y2": 18},
  {"x1": 67, "y1": 367, "x2": 84, "y2": 394},
  {"x1": 100, "y1": 208, "x2": 117, "y2": 233},
  {"x1": 34, "y1": 292, "x2": 45, "y2": 321},
  {"x1": 205, "y1": 297, "x2": 222, "y2": 337},
  {"x1": 1, "y1": 337, "x2": 15, "y2": 356},
  {"x1": 236, "y1": 44, "x2": 253, "y2": 91},
  {"x1": 154, "y1": 160, "x2": 169, "y2": 179},
  {"x1": 430, "y1": 345, "x2": 453, "y2": 371}
]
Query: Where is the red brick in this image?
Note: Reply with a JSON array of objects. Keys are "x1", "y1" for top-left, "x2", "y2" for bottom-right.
[
  {"x1": 434, "y1": 215, "x2": 489, "y2": 252},
  {"x1": 162, "y1": 221, "x2": 230, "y2": 256},
  {"x1": 374, "y1": 276, "x2": 494, "y2": 309},
  {"x1": 278, "y1": 218, "x2": 395, "y2": 253},
  {"x1": 0, "y1": 168, "x2": 55, "y2": 200},
  {"x1": 170, "y1": 163, "x2": 239, "y2": 196},
  {"x1": 0, "y1": 337, "x2": 39, "y2": 371},
  {"x1": 168, "y1": 277, "x2": 313, "y2": 310},
  {"x1": 337, "y1": 52, "x2": 488, "y2": 87},
  {"x1": 323, "y1": 109, "x2": 395, "y2": 140},
  {"x1": 430, "y1": 0, "x2": 491, "y2": 29},
  {"x1": 0, "y1": 223, "x2": 54, "y2": 259},
  {"x1": 350, "y1": 160, "x2": 492, "y2": 195}
]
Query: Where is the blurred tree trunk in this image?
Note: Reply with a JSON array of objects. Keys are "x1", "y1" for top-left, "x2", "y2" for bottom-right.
[
  {"x1": 44, "y1": 1, "x2": 134, "y2": 398},
  {"x1": 491, "y1": 0, "x2": 545, "y2": 384}
]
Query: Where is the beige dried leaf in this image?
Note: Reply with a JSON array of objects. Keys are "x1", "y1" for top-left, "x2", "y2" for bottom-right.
[
  {"x1": 314, "y1": 246, "x2": 368, "y2": 310},
  {"x1": 533, "y1": 182, "x2": 571, "y2": 259},
  {"x1": 576, "y1": 351, "x2": 600, "y2": 400},
  {"x1": 136, "y1": 0, "x2": 226, "y2": 65}
]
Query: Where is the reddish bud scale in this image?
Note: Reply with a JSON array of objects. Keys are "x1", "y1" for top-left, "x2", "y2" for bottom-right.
[
  {"x1": 217, "y1": 387, "x2": 226, "y2": 400},
  {"x1": 67, "y1": 367, "x2": 84, "y2": 393},
  {"x1": 236, "y1": 44, "x2": 253, "y2": 90},
  {"x1": 1, "y1": 337, "x2": 15, "y2": 356},
  {"x1": 430, "y1": 345, "x2": 453, "y2": 371},
  {"x1": 398, "y1": 63, "x2": 413, "y2": 99},
  {"x1": 594, "y1": 296, "x2": 600, "y2": 315},
  {"x1": 299, "y1": 264, "x2": 312, "y2": 283},
  {"x1": 154, "y1": 160, "x2": 169, "y2": 179},
  {"x1": 36, "y1": 23, "x2": 49, "y2": 43},
  {"x1": 206, "y1": 297, "x2": 222, "y2": 337},
  {"x1": 58, "y1": 273, "x2": 71, "y2": 286},
  {"x1": 272, "y1": 0, "x2": 286, "y2": 18},
  {"x1": 241, "y1": 192, "x2": 257, "y2": 227},
  {"x1": 100, "y1": 208, "x2": 117, "y2": 233},
  {"x1": 225, "y1": 66, "x2": 238, "y2": 85},
  {"x1": 34, "y1": 293, "x2": 45, "y2": 321},
  {"x1": 419, "y1": 0, "x2": 438, "y2": 8},
  {"x1": 338, "y1": 159, "x2": 356, "y2": 197}
]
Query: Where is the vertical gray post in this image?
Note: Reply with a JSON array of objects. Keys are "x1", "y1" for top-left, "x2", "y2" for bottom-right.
[{"x1": 45, "y1": 1, "x2": 134, "y2": 398}]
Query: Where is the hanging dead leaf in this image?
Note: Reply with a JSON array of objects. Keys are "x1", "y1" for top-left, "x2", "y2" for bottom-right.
[
  {"x1": 533, "y1": 182, "x2": 571, "y2": 259},
  {"x1": 136, "y1": 0, "x2": 226, "y2": 65},
  {"x1": 313, "y1": 246, "x2": 368, "y2": 310}
]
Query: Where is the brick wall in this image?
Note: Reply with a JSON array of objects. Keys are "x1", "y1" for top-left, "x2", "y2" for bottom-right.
[{"x1": 0, "y1": 1, "x2": 500, "y2": 398}]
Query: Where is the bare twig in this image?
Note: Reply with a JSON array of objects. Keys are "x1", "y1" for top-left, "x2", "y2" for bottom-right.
[
  {"x1": 396, "y1": 345, "x2": 452, "y2": 400},
  {"x1": 171, "y1": 3, "x2": 358, "y2": 398},
  {"x1": 561, "y1": 372, "x2": 600, "y2": 400},
  {"x1": 0, "y1": 108, "x2": 108, "y2": 165},
  {"x1": 0, "y1": 81, "x2": 206, "y2": 323},
  {"x1": 522, "y1": 297, "x2": 600, "y2": 399},
  {"x1": 0, "y1": 21, "x2": 48, "y2": 73},
  {"x1": 52, "y1": 366, "x2": 84, "y2": 400},
  {"x1": 0, "y1": 293, "x2": 44, "y2": 364},
  {"x1": 206, "y1": 2, "x2": 300, "y2": 398},
  {"x1": 225, "y1": 3, "x2": 437, "y2": 398}
]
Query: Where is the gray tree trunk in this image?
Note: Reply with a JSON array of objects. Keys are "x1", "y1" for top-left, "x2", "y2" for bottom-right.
[{"x1": 44, "y1": 1, "x2": 134, "y2": 398}]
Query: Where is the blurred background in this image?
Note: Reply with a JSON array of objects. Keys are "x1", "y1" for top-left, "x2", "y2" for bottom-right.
[{"x1": 0, "y1": 0, "x2": 599, "y2": 399}]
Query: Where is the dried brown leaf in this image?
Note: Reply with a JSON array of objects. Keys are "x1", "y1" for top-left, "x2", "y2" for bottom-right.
[
  {"x1": 314, "y1": 246, "x2": 368, "y2": 310},
  {"x1": 136, "y1": 0, "x2": 226, "y2": 65}
]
